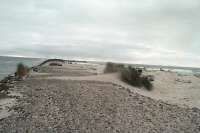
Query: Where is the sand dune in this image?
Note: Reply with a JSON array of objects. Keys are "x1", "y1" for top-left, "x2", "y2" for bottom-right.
[{"x1": 48, "y1": 63, "x2": 200, "y2": 109}]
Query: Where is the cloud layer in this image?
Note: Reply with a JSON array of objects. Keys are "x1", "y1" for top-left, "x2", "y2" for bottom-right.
[{"x1": 0, "y1": 0, "x2": 200, "y2": 67}]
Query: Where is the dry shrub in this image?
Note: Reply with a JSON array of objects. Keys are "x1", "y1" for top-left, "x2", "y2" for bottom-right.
[
  {"x1": 116, "y1": 64, "x2": 125, "y2": 69},
  {"x1": 104, "y1": 62, "x2": 125, "y2": 73},
  {"x1": 104, "y1": 62, "x2": 118, "y2": 73},
  {"x1": 16, "y1": 63, "x2": 30, "y2": 77},
  {"x1": 49, "y1": 62, "x2": 62, "y2": 66},
  {"x1": 141, "y1": 76, "x2": 153, "y2": 91},
  {"x1": 121, "y1": 67, "x2": 142, "y2": 87},
  {"x1": 104, "y1": 62, "x2": 153, "y2": 90},
  {"x1": 25, "y1": 66, "x2": 31, "y2": 73},
  {"x1": 121, "y1": 67, "x2": 153, "y2": 90}
]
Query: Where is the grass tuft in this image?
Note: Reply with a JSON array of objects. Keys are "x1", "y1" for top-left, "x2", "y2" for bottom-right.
[
  {"x1": 104, "y1": 62, "x2": 125, "y2": 73},
  {"x1": 141, "y1": 76, "x2": 153, "y2": 91},
  {"x1": 104, "y1": 62, "x2": 118, "y2": 73},
  {"x1": 104, "y1": 62, "x2": 153, "y2": 91},
  {"x1": 121, "y1": 67, "x2": 142, "y2": 87},
  {"x1": 16, "y1": 63, "x2": 30, "y2": 77}
]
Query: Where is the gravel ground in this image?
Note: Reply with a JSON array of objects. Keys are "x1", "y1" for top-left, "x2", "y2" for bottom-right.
[{"x1": 0, "y1": 65, "x2": 199, "y2": 133}]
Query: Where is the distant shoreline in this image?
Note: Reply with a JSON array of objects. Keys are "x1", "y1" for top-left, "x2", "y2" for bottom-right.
[
  {"x1": 1, "y1": 56, "x2": 200, "y2": 81},
  {"x1": 0, "y1": 59, "x2": 199, "y2": 132},
  {"x1": 1, "y1": 55, "x2": 200, "y2": 69}
]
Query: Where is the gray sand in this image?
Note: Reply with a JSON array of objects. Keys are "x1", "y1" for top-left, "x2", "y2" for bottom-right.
[{"x1": 0, "y1": 64, "x2": 199, "y2": 132}]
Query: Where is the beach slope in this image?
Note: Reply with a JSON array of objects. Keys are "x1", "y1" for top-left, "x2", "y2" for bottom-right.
[{"x1": 0, "y1": 62, "x2": 199, "y2": 132}]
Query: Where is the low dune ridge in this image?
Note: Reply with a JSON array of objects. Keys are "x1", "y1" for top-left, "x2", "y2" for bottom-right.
[
  {"x1": 0, "y1": 61, "x2": 199, "y2": 132},
  {"x1": 48, "y1": 62, "x2": 200, "y2": 109}
]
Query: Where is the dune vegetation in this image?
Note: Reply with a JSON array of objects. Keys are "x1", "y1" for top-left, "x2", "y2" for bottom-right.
[
  {"x1": 16, "y1": 63, "x2": 31, "y2": 77},
  {"x1": 104, "y1": 62, "x2": 153, "y2": 90}
]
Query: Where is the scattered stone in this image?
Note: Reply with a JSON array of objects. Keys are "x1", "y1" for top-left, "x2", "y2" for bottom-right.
[
  {"x1": 9, "y1": 81, "x2": 17, "y2": 84},
  {"x1": 31, "y1": 66, "x2": 40, "y2": 72},
  {"x1": 0, "y1": 83, "x2": 9, "y2": 93},
  {"x1": 175, "y1": 79, "x2": 191, "y2": 83},
  {"x1": 192, "y1": 107, "x2": 200, "y2": 113},
  {"x1": 194, "y1": 74, "x2": 200, "y2": 78},
  {"x1": 91, "y1": 68, "x2": 97, "y2": 71},
  {"x1": 178, "y1": 73, "x2": 188, "y2": 76}
]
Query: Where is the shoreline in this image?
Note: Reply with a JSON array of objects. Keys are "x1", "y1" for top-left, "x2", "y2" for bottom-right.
[{"x1": 0, "y1": 59, "x2": 199, "y2": 132}]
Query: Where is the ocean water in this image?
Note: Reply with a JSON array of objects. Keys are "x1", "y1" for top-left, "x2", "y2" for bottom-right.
[
  {"x1": 1, "y1": 56, "x2": 200, "y2": 80},
  {"x1": 0, "y1": 56, "x2": 45, "y2": 80},
  {"x1": 88, "y1": 61, "x2": 200, "y2": 74}
]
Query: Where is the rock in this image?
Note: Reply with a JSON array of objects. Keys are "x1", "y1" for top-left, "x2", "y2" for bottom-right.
[
  {"x1": 1, "y1": 77, "x2": 9, "y2": 83},
  {"x1": 9, "y1": 73, "x2": 15, "y2": 77},
  {"x1": 0, "y1": 83, "x2": 9, "y2": 93},
  {"x1": 160, "y1": 68, "x2": 164, "y2": 71},
  {"x1": 15, "y1": 76, "x2": 23, "y2": 81},
  {"x1": 13, "y1": 107, "x2": 21, "y2": 111},
  {"x1": 31, "y1": 66, "x2": 40, "y2": 72},
  {"x1": 178, "y1": 73, "x2": 188, "y2": 76},
  {"x1": 13, "y1": 96, "x2": 20, "y2": 99},
  {"x1": 192, "y1": 107, "x2": 199, "y2": 113},
  {"x1": 175, "y1": 79, "x2": 191, "y2": 83},
  {"x1": 32, "y1": 115, "x2": 38, "y2": 119},
  {"x1": 9, "y1": 85, "x2": 14, "y2": 88},
  {"x1": 91, "y1": 68, "x2": 97, "y2": 70},
  {"x1": 9, "y1": 81, "x2": 17, "y2": 84},
  {"x1": 22, "y1": 77, "x2": 26, "y2": 80},
  {"x1": 8, "y1": 74, "x2": 15, "y2": 81},
  {"x1": 11, "y1": 129, "x2": 16, "y2": 133},
  {"x1": 194, "y1": 74, "x2": 200, "y2": 78}
]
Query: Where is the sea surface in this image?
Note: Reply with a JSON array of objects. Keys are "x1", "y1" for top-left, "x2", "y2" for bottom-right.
[
  {"x1": 0, "y1": 56, "x2": 45, "y2": 80},
  {"x1": 89, "y1": 61, "x2": 200, "y2": 74},
  {"x1": 0, "y1": 56, "x2": 200, "y2": 80}
]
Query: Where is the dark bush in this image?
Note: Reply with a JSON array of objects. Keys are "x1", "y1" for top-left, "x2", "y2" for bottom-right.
[
  {"x1": 16, "y1": 63, "x2": 30, "y2": 77},
  {"x1": 104, "y1": 62, "x2": 126, "y2": 73},
  {"x1": 121, "y1": 67, "x2": 142, "y2": 87},
  {"x1": 104, "y1": 62, "x2": 153, "y2": 91},
  {"x1": 141, "y1": 76, "x2": 153, "y2": 91},
  {"x1": 120, "y1": 67, "x2": 153, "y2": 91},
  {"x1": 104, "y1": 62, "x2": 118, "y2": 73},
  {"x1": 116, "y1": 64, "x2": 125, "y2": 69},
  {"x1": 49, "y1": 62, "x2": 62, "y2": 66}
]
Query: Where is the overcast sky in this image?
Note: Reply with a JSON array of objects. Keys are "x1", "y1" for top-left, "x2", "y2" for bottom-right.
[{"x1": 0, "y1": 0, "x2": 200, "y2": 67}]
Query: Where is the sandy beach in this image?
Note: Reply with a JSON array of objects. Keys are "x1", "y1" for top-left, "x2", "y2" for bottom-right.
[{"x1": 0, "y1": 61, "x2": 199, "y2": 132}]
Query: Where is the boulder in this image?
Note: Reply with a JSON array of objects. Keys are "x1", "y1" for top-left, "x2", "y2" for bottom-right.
[
  {"x1": 31, "y1": 66, "x2": 40, "y2": 72},
  {"x1": 1, "y1": 77, "x2": 9, "y2": 83},
  {"x1": 0, "y1": 83, "x2": 9, "y2": 93}
]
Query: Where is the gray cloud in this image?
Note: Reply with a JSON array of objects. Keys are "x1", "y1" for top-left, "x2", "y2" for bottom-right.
[{"x1": 0, "y1": 0, "x2": 200, "y2": 67}]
